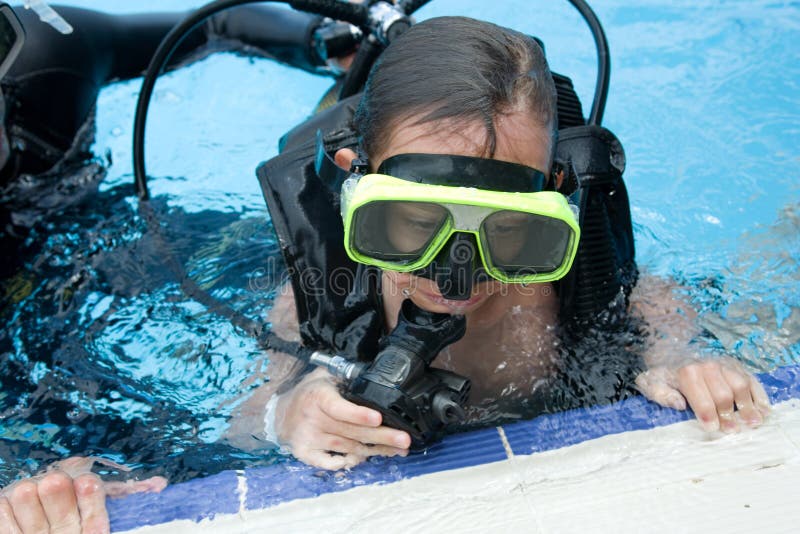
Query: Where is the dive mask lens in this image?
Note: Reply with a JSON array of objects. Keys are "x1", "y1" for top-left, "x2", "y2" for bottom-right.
[
  {"x1": 0, "y1": 4, "x2": 24, "y2": 79},
  {"x1": 481, "y1": 210, "x2": 574, "y2": 279},
  {"x1": 352, "y1": 200, "x2": 449, "y2": 263}
]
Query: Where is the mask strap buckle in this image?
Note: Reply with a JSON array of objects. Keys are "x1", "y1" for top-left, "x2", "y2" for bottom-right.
[
  {"x1": 313, "y1": 129, "x2": 370, "y2": 191},
  {"x1": 552, "y1": 159, "x2": 579, "y2": 196},
  {"x1": 349, "y1": 153, "x2": 369, "y2": 175}
]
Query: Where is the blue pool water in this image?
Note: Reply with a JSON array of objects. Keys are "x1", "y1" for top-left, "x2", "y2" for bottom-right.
[{"x1": 0, "y1": 0, "x2": 798, "y2": 486}]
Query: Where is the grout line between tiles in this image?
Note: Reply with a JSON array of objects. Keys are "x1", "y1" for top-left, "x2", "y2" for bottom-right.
[
  {"x1": 235, "y1": 470, "x2": 247, "y2": 519},
  {"x1": 497, "y1": 426, "x2": 514, "y2": 459},
  {"x1": 497, "y1": 425, "x2": 548, "y2": 534}
]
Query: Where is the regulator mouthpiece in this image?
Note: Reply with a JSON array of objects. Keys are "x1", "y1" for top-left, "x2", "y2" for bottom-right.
[{"x1": 307, "y1": 301, "x2": 470, "y2": 449}]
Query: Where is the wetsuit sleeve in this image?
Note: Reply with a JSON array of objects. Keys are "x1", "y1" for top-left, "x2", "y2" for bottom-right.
[
  {"x1": 106, "y1": 5, "x2": 328, "y2": 80},
  {"x1": 1, "y1": 5, "x2": 325, "y2": 178},
  {"x1": 60, "y1": 5, "x2": 327, "y2": 83},
  {"x1": 1, "y1": 6, "x2": 206, "y2": 176},
  {"x1": 205, "y1": 5, "x2": 325, "y2": 74}
]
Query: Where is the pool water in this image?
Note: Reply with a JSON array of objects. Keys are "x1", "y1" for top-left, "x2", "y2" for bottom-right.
[{"x1": 1, "y1": 0, "x2": 798, "y2": 487}]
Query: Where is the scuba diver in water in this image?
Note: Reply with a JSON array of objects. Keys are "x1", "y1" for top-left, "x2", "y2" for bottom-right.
[
  {"x1": 0, "y1": 9, "x2": 772, "y2": 534},
  {"x1": 219, "y1": 15, "x2": 772, "y2": 470}
]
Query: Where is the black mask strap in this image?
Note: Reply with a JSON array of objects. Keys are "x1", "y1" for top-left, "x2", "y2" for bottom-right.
[{"x1": 378, "y1": 153, "x2": 547, "y2": 193}]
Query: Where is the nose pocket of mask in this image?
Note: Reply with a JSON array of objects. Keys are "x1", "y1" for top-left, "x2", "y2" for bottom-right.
[{"x1": 430, "y1": 233, "x2": 482, "y2": 301}]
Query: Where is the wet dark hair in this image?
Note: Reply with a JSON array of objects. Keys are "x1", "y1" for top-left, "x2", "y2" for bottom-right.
[{"x1": 354, "y1": 16, "x2": 557, "y2": 161}]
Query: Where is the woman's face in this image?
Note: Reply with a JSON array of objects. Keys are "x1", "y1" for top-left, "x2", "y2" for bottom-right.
[{"x1": 374, "y1": 110, "x2": 553, "y2": 315}]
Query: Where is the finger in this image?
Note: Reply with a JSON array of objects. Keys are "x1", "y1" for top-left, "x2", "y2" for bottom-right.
[
  {"x1": 0, "y1": 496, "x2": 23, "y2": 534},
  {"x1": 104, "y1": 476, "x2": 168, "y2": 499},
  {"x1": 38, "y1": 471, "x2": 81, "y2": 534},
  {"x1": 73, "y1": 474, "x2": 110, "y2": 534},
  {"x1": 320, "y1": 395, "x2": 382, "y2": 428},
  {"x1": 677, "y1": 365, "x2": 720, "y2": 432},
  {"x1": 635, "y1": 371, "x2": 687, "y2": 410},
  {"x1": 721, "y1": 366, "x2": 762, "y2": 427},
  {"x1": 361, "y1": 442, "x2": 409, "y2": 459},
  {"x1": 749, "y1": 376, "x2": 771, "y2": 416},
  {"x1": 320, "y1": 432, "x2": 409, "y2": 458},
  {"x1": 7, "y1": 480, "x2": 49, "y2": 533},
  {"x1": 50, "y1": 456, "x2": 95, "y2": 479},
  {"x1": 331, "y1": 420, "x2": 412, "y2": 450},
  {"x1": 701, "y1": 363, "x2": 738, "y2": 433},
  {"x1": 319, "y1": 433, "x2": 370, "y2": 456},
  {"x1": 301, "y1": 449, "x2": 366, "y2": 471}
]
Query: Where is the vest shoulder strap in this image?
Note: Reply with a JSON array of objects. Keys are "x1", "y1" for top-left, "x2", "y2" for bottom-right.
[{"x1": 555, "y1": 125, "x2": 638, "y2": 327}]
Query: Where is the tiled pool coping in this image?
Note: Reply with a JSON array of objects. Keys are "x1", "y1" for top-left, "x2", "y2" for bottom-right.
[{"x1": 107, "y1": 365, "x2": 800, "y2": 532}]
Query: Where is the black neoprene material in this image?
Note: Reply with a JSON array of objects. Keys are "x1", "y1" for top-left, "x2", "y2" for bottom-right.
[{"x1": 258, "y1": 95, "x2": 385, "y2": 361}]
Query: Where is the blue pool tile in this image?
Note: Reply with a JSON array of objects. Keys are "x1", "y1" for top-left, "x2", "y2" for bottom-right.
[
  {"x1": 244, "y1": 458, "x2": 403, "y2": 510},
  {"x1": 758, "y1": 365, "x2": 800, "y2": 403},
  {"x1": 396, "y1": 426, "x2": 506, "y2": 478},
  {"x1": 502, "y1": 397, "x2": 694, "y2": 457},
  {"x1": 107, "y1": 470, "x2": 239, "y2": 532},
  {"x1": 108, "y1": 365, "x2": 800, "y2": 530},
  {"x1": 502, "y1": 364, "x2": 800, "y2": 457},
  {"x1": 244, "y1": 426, "x2": 506, "y2": 510}
]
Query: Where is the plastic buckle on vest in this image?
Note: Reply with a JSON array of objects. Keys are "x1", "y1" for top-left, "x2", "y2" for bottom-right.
[
  {"x1": 349, "y1": 156, "x2": 369, "y2": 175},
  {"x1": 553, "y1": 159, "x2": 579, "y2": 196}
]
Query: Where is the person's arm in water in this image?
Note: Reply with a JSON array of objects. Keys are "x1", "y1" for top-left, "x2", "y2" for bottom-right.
[
  {"x1": 223, "y1": 286, "x2": 411, "y2": 471},
  {"x1": 0, "y1": 285, "x2": 406, "y2": 529},
  {"x1": 631, "y1": 274, "x2": 771, "y2": 431},
  {"x1": 1, "y1": 4, "x2": 337, "y2": 180}
]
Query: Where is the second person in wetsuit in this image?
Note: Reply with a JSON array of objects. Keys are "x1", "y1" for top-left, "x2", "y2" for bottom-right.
[
  {"x1": 0, "y1": 3, "x2": 335, "y2": 183},
  {"x1": 0, "y1": 3, "x2": 350, "y2": 281}
]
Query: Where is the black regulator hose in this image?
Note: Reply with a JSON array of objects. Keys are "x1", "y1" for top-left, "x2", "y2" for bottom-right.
[
  {"x1": 337, "y1": 34, "x2": 384, "y2": 100},
  {"x1": 133, "y1": 0, "x2": 429, "y2": 200},
  {"x1": 133, "y1": 0, "x2": 371, "y2": 200},
  {"x1": 566, "y1": 0, "x2": 610, "y2": 125}
]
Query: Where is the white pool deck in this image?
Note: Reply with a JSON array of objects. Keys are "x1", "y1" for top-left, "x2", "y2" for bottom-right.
[{"x1": 124, "y1": 397, "x2": 800, "y2": 534}]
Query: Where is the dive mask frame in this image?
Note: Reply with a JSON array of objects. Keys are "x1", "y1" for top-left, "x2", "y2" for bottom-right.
[{"x1": 340, "y1": 154, "x2": 581, "y2": 284}]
